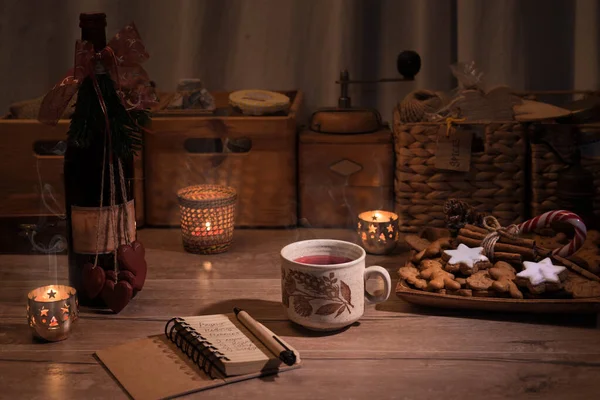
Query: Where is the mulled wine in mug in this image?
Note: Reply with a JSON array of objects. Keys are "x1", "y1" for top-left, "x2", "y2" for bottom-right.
[{"x1": 280, "y1": 239, "x2": 391, "y2": 331}]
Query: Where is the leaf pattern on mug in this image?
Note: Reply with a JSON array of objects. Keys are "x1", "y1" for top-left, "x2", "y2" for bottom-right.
[
  {"x1": 340, "y1": 281, "x2": 353, "y2": 307},
  {"x1": 294, "y1": 296, "x2": 313, "y2": 317},
  {"x1": 315, "y1": 303, "x2": 341, "y2": 316},
  {"x1": 282, "y1": 269, "x2": 354, "y2": 318}
]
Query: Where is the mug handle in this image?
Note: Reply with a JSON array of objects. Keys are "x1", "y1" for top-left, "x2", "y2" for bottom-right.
[{"x1": 364, "y1": 266, "x2": 392, "y2": 304}]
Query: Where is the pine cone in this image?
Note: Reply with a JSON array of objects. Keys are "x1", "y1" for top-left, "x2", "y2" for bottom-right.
[{"x1": 444, "y1": 199, "x2": 486, "y2": 232}]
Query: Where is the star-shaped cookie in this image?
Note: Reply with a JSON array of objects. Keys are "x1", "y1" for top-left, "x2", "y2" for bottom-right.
[
  {"x1": 443, "y1": 244, "x2": 490, "y2": 275},
  {"x1": 517, "y1": 258, "x2": 566, "y2": 286}
]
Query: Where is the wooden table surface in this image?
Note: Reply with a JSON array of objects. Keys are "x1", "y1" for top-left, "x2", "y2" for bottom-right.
[{"x1": 1, "y1": 228, "x2": 600, "y2": 400}]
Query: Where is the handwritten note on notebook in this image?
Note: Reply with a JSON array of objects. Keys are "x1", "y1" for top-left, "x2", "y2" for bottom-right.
[{"x1": 183, "y1": 314, "x2": 281, "y2": 375}]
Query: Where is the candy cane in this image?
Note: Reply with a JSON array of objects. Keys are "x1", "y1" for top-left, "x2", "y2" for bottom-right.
[{"x1": 517, "y1": 210, "x2": 587, "y2": 257}]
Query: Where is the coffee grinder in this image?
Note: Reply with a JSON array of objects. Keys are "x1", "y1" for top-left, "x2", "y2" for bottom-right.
[
  {"x1": 298, "y1": 51, "x2": 422, "y2": 228},
  {"x1": 309, "y1": 50, "x2": 421, "y2": 134}
]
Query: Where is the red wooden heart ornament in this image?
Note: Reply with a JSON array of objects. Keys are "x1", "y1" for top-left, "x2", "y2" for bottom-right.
[
  {"x1": 117, "y1": 241, "x2": 147, "y2": 291},
  {"x1": 118, "y1": 270, "x2": 136, "y2": 287},
  {"x1": 101, "y1": 279, "x2": 133, "y2": 314},
  {"x1": 81, "y1": 262, "x2": 106, "y2": 299}
]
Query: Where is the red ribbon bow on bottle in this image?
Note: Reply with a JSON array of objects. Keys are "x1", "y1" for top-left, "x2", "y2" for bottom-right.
[{"x1": 38, "y1": 22, "x2": 157, "y2": 125}]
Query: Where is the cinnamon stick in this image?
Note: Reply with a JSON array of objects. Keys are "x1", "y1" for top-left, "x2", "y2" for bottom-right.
[
  {"x1": 494, "y1": 252, "x2": 523, "y2": 264},
  {"x1": 456, "y1": 235, "x2": 536, "y2": 260},
  {"x1": 551, "y1": 254, "x2": 600, "y2": 283},
  {"x1": 464, "y1": 224, "x2": 489, "y2": 235},
  {"x1": 496, "y1": 230, "x2": 536, "y2": 248},
  {"x1": 459, "y1": 227, "x2": 536, "y2": 248},
  {"x1": 458, "y1": 228, "x2": 487, "y2": 241}
]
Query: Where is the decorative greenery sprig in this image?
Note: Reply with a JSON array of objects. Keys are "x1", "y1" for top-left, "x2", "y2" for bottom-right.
[{"x1": 68, "y1": 74, "x2": 150, "y2": 158}]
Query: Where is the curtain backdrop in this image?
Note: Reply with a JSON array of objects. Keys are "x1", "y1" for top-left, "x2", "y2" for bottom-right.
[{"x1": 0, "y1": 0, "x2": 598, "y2": 123}]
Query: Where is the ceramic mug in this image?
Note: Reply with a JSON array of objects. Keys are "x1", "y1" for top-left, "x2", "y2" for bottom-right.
[{"x1": 280, "y1": 239, "x2": 392, "y2": 331}]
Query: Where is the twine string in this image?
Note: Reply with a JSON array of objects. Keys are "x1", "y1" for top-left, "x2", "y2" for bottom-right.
[
  {"x1": 92, "y1": 112, "x2": 108, "y2": 269},
  {"x1": 481, "y1": 215, "x2": 520, "y2": 260},
  {"x1": 108, "y1": 159, "x2": 119, "y2": 281},
  {"x1": 117, "y1": 158, "x2": 131, "y2": 245}
]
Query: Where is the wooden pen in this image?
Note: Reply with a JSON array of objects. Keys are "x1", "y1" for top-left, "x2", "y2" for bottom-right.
[{"x1": 233, "y1": 307, "x2": 297, "y2": 366}]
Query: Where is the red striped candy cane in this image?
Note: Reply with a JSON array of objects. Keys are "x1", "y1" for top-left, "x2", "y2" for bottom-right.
[{"x1": 517, "y1": 210, "x2": 587, "y2": 257}]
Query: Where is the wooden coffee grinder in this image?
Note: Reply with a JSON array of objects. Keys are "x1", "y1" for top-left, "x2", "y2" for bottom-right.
[
  {"x1": 299, "y1": 51, "x2": 421, "y2": 228},
  {"x1": 309, "y1": 50, "x2": 421, "y2": 134}
]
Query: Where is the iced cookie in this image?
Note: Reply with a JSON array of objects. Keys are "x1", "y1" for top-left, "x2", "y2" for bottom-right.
[
  {"x1": 443, "y1": 244, "x2": 491, "y2": 275},
  {"x1": 515, "y1": 257, "x2": 568, "y2": 294},
  {"x1": 489, "y1": 261, "x2": 523, "y2": 299}
]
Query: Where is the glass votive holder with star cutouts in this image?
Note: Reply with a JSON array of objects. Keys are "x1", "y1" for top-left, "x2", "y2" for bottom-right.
[{"x1": 357, "y1": 210, "x2": 399, "y2": 255}]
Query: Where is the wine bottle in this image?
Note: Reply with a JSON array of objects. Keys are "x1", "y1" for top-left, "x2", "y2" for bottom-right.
[{"x1": 64, "y1": 13, "x2": 136, "y2": 307}]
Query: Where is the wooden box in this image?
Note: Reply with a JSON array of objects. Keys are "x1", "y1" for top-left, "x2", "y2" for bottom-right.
[
  {"x1": 144, "y1": 91, "x2": 302, "y2": 227},
  {"x1": 0, "y1": 119, "x2": 145, "y2": 227},
  {"x1": 298, "y1": 129, "x2": 395, "y2": 228}
]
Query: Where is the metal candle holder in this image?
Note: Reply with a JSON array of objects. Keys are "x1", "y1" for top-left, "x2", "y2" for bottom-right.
[
  {"x1": 27, "y1": 285, "x2": 79, "y2": 342},
  {"x1": 357, "y1": 210, "x2": 399, "y2": 255}
]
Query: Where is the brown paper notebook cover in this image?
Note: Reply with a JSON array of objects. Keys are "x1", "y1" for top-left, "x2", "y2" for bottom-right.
[{"x1": 95, "y1": 314, "x2": 301, "y2": 400}]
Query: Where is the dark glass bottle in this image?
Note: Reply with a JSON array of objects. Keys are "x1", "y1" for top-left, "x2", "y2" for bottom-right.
[{"x1": 64, "y1": 13, "x2": 135, "y2": 307}]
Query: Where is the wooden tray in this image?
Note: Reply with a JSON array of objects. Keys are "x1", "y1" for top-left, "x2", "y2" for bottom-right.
[{"x1": 396, "y1": 280, "x2": 600, "y2": 314}]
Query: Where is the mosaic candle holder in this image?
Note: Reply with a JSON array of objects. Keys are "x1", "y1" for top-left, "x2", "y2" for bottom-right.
[
  {"x1": 178, "y1": 185, "x2": 237, "y2": 254},
  {"x1": 357, "y1": 210, "x2": 399, "y2": 255},
  {"x1": 27, "y1": 285, "x2": 79, "y2": 342}
]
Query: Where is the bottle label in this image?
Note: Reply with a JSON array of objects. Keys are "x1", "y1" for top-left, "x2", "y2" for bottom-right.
[{"x1": 71, "y1": 200, "x2": 136, "y2": 254}]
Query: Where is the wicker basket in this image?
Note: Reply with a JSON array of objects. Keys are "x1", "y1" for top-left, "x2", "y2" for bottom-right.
[
  {"x1": 392, "y1": 109, "x2": 527, "y2": 233},
  {"x1": 177, "y1": 185, "x2": 237, "y2": 254},
  {"x1": 530, "y1": 123, "x2": 600, "y2": 222}
]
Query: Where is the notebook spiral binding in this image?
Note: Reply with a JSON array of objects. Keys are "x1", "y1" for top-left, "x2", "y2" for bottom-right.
[{"x1": 165, "y1": 317, "x2": 230, "y2": 378}]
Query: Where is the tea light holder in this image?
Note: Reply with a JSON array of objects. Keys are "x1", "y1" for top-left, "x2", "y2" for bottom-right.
[
  {"x1": 357, "y1": 210, "x2": 399, "y2": 255},
  {"x1": 177, "y1": 184, "x2": 237, "y2": 254},
  {"x1": 27, "y1": 285, "x2": 79, "y2": 342}
]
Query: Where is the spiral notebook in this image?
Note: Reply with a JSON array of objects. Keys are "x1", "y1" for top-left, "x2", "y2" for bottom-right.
[{"x1": 95, "y1": 314, "x2": 301, "y2": 400}]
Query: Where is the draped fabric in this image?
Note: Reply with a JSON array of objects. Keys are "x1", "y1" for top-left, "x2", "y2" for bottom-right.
[{"x1": 0, "y1": 0, "x2": 598, "y2": 123}]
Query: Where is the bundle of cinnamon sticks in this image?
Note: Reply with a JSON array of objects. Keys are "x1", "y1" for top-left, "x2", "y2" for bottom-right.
[{"x1": 456, "y1": 224, "x2": 536, "y2": 264}]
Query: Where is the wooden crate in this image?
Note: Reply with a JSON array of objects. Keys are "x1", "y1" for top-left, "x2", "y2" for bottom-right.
[
  {"x1": 298, "y1": 129, "x2": 395, "y2": 228},
  {"x1": 144, "y1": 91, "x2": 302, "y2": 227},
  {"x1": 0, "y1": 119, "x2": 145, "y2": 227}
]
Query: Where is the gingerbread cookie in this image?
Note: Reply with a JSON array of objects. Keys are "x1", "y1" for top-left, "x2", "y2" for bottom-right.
[
  {"x1": 410, "y1": 238, "x2": 453, "y2": 263},
  {"x1": 466, "y1": 270, "x2": 494, "y2": 291},
  {"x1": 443, "y1": 244, "x2": 491, "y2": 275},
  {"x1": 455, "y1": 277, "x2": 467, "y2": 287},
  {"x1": 420, "y1": 259, "x2": 443, "y2": 271},
  {"x1": 411, "y1": 249, "x2": 427, "y2": 264},
  {"x1": 419, "y1": 263, "x2": 461, "y2": 291},
  {"x1": 563, "y1": 271, "x2": 600, "y2": 298},
  {"x1": 515, "y1": 257, "x2": 568, "y2": 294},
  {"x1": 446, "y1": 288, "x2": 473, "y2": 297},
  {"x1": 423, "y1": 238, "x2": 452, "y2": 259},
  {"x1": 398, "y1": 264, "x2": 428, "y2": 290},
  {"x1": 404, "y1": 235, "x2": 431, "y2": 252},
  {"x1": 472, "y1": 290, "x2": 494, "y2": 297},
  {"x1": 489, "y1": 261, "x2": 523, "y2": 299}
]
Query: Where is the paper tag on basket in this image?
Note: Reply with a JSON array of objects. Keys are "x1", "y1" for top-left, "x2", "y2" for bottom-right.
[{"x1": 435, "y1": 125, "x2": 473, "y2": 172}]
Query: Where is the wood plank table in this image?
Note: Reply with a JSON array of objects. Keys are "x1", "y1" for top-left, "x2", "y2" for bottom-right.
[{"x1": 1, "y1": 228, "x2": 600, "y2": 399}]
